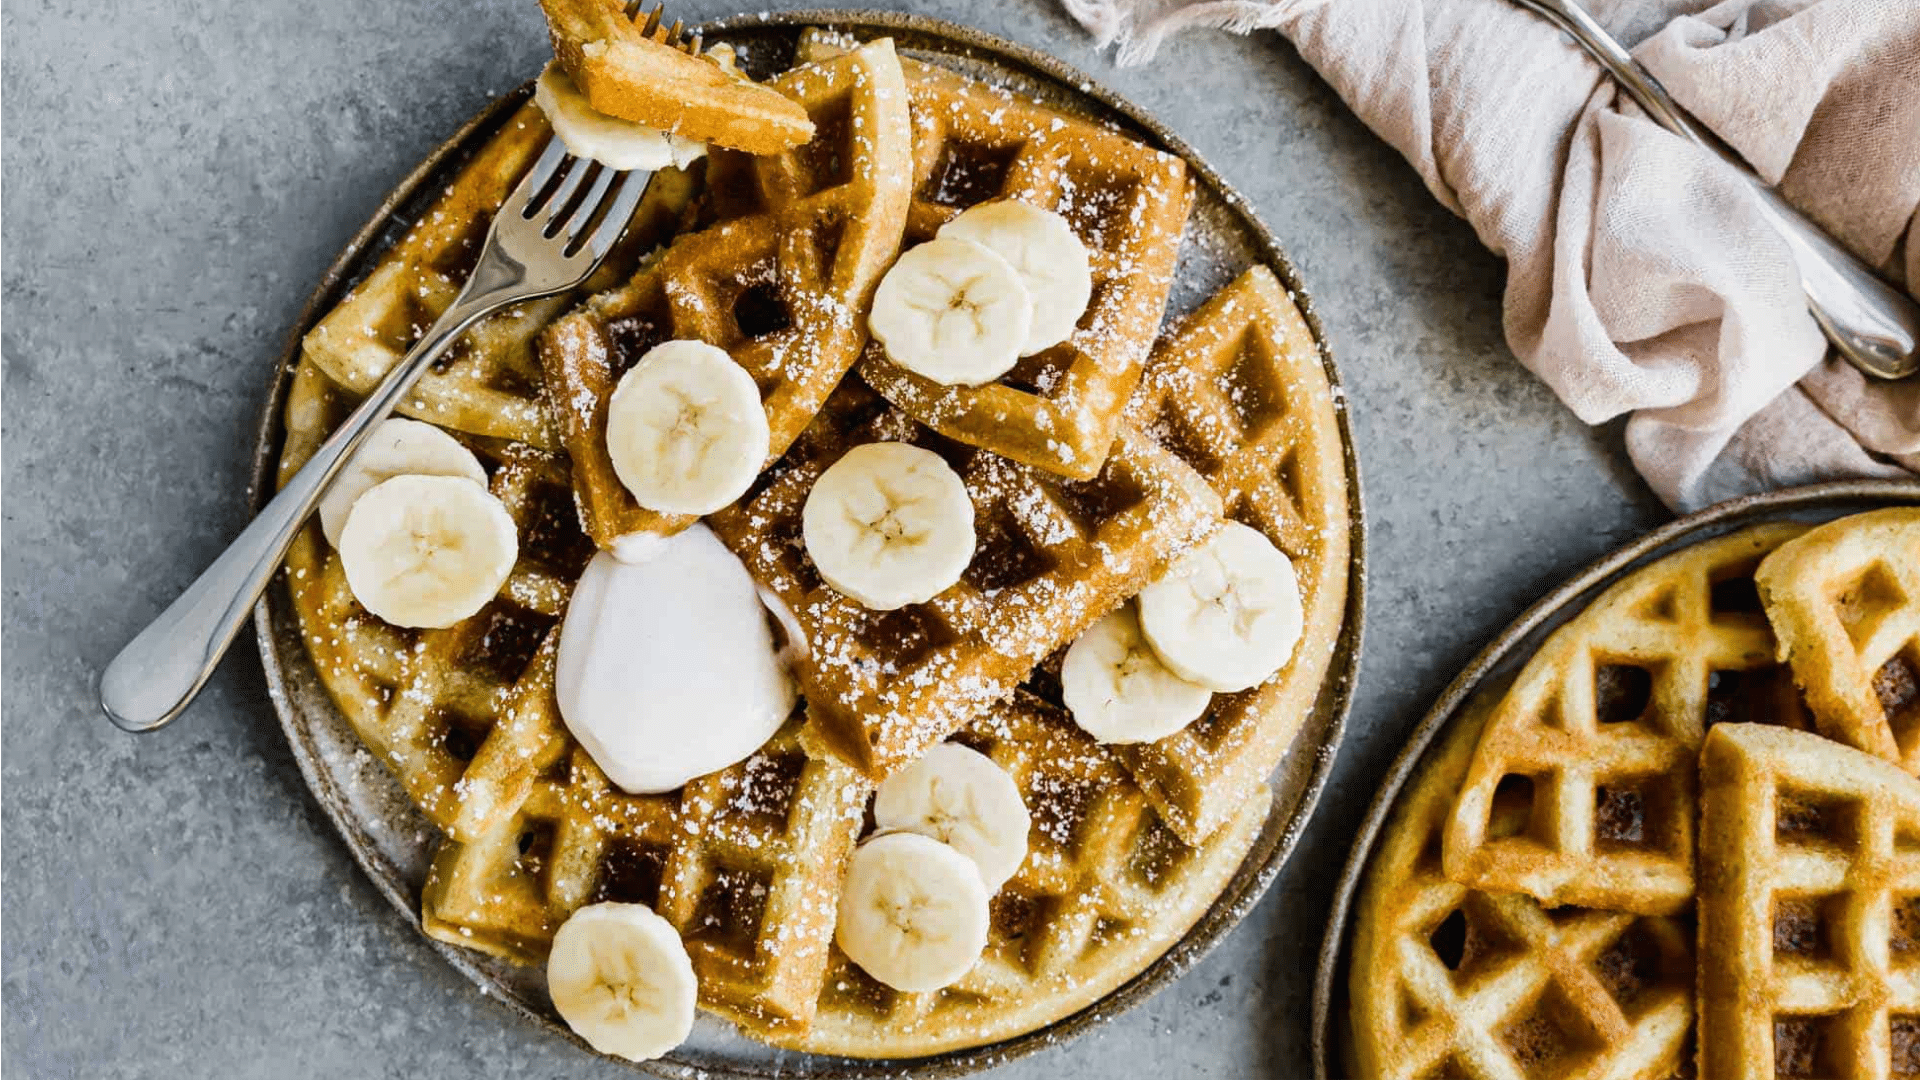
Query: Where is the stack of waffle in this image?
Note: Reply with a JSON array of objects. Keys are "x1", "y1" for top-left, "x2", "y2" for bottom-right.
[
  {"x1": 1348, "y1": 506, "x2": 1920, "y2": 1079},
  {"x1": 281, "y1": 25, "x2": 1352, "y2": 1059}
]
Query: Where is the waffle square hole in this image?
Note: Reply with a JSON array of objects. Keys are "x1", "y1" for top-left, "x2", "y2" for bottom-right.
[
  {"x1": 435, "y1": 713, "x2": 486, "y2": 763},
  {"x1": 1125, "y1": 812, "x2": 1193, "y2": 887},
  {"x1": 710, "y1": 750, "x2": 804, "y2": 831},
  {"x1": 1592, "y1": 919, "x2": 1682, "y2": 1016},
  {"x1": 1775, "y1": 787, "x2": 1857, "y2": 850},
  {"x1": 1056, "y1": 173, "x2": 1138, "y2": 254},
  {"x1": 1593, "y1": 777, "x2": 1677, "y2": 855},
  {"x1": 1217, "y1": 332, "x2": 1285, "y2": 437},
  {"x1": 1592, "y1": 662, "x2": 1656, "y2": 726},
  {"x1": 1487, "y1": 773, "x2": 1539, "y2": 842},
  {"x1": 605, "y1": 310, "x2": 671, "y2": 375},
  {"x1": 1894, "y1": 896, "x2": 1920, "y2": 958},
  {"x1": 1706, "y1": 665, "x2": 1814, "y2": 732},
  {"x1": 1774, "y1": 1014, "x2": 1844, "y2": 1079},
  {"x1": 1877, "y1": 650, "x2": 1920, "y2": 739},
  {"x1": 1709, "y1": 573, "x2": 1765, "y2": 618},
  {"x1": 1631, "y1": 585, "x2": 1679, "y2": 623},
  {"x1": 1426, "y1": 897, "x2": 1521, "y2": 988},
  {"x1": 962, "y1": 509, "x2": 1059, "y2": 594},
  {"x1": 1145, "y1": 402, "x2": 1224, "y2": 477},
  {"x1": 525, "y1": 478, "x2": 597, "y2": 578},
  {"x1": 923, "y1": 139, "x2": 1020, "y2": 209},
  {"x1": 1771, "y1": 894, "x2": 1843, "y2": 963},
  {"x1": 1895, "y1": 1015, "x2": 1920, "y2": 1078},
  {"x1": 1040, "y1": 466, "x2": 1147, "y2": 535},
  {"x1": 457, "y1": 603, "x2": 553, "y2": 686},
  {"x1": 794, "y1": 92, "x2": 854, "y2": 193},
  {"x1": 592, "y1": 837, "x2": 668, "y2": 906},
  {"x1": 1032, "y1": 775, "x2": 1098, "y2": 855},
  {"x1": 513, "y1": 821, "x2": 555, "y2": 880},
  {"x1": 1498, "y1": 983, "x2": 1605, "y2": 1079},
  {"x1": 686, "y1": 864, "x2": 773, "y2": 958},
  {"x1": 852, "y1": 604, "x2": 956, "y2": 669},
  {"x1": 1839, "y1": 562, "x2": 1907, "y2": 649}
]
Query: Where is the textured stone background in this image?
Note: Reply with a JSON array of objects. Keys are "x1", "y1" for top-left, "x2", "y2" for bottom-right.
[{"x1": 1, "y1": 0, "x2": 1665, "y2": 1076}]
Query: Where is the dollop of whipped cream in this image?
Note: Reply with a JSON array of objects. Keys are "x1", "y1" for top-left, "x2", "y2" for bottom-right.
[{"x1": 555, "y1": 524, "x2": 795, "y2": 793}]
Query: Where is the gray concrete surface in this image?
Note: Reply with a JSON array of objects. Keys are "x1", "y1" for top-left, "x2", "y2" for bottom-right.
[{"x1": 1, "y1": 0, "x2": 1669, "y2": 1076}]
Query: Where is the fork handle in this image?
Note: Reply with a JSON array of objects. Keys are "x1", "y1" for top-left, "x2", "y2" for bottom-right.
[
  {"x1": 1518, "y1": 0, "x2": 1920, "y2": 380},
  {"x1": 98, "y1": 280, "x2": 522, "y2": 733}
]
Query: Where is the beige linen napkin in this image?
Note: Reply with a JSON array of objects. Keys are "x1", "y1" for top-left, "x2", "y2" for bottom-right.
[{"x1": 1063, "y1": 0, "x2": 1920, "y2": 510}]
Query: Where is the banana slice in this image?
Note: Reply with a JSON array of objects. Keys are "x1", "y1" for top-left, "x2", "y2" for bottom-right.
[
  {"x1": 337, "y1": 474, "x2": 518, "y2": 629},
  {"x1": 939, "y1": 200, "x2": 1092, "y2": 356},
  {"x1": 534, "y1": 61, "x2": 707, "y2": 172},
  {"x1": 316, "y1": 417, "x2": 488, "y2": 547},
  {"x1": 546, "y1": 902, "x2": 697, "y2": 1062},
  {"x1": 868, "y1": 237, "x2": 1032, "y2": 387},
  {"x1": 1060, "y1": 603, "x2": 1212, "y2": 744},
  {"x1": 801, "y1": 442, "x2": 975, "y2": 610},
  {"x1": 873, "y1": 743, "x2": 1030, "y2": 890},
  {"x1": 1137, "y1": 521, "x2": 1303, "y2": 692},
  {"x1": 835, "y1": 831, "x2": 992, "y2": 993},
  {"x1": 606, "y1": 339, "x2": 771, "y2": 518}
]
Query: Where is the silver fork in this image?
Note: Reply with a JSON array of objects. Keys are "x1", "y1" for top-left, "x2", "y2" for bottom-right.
[
  {"x1": 1511, "y1": 0, "x2": 1919, "y2": 380},
  {"x1": 99, "y1": 138, "x2": 653, "y2": 732}
]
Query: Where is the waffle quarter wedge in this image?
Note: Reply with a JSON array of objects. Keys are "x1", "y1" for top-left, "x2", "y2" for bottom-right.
[
  {"x1": 281, "y1": 357, "x2": 596, "y2": 843},
  {"x1": 1349, "y1": 704, "x2": 1693, "y2": 1080},
  {"x1": 1697, "y1": 722, "x2": 1920, "y2": 1080},
  {"x1": 300, "y1": 101, "x2": 695, "y2": 449},
  {"x1": 707, "y1": 381, "x2": 1222, "y2": 779},
  {"x1": 807, "y1": 36, "x2": 1192, "y2": 481},
  {"x1": 1757, "y1": 507, "x2": 1920, "y2": 774},
  {"x1": 1114, "y1": 264, "x2": 1350, "y2": 843},
  {"x1": 1443, "y1": 524, "x2": 1813, "y2": 915},
  {"x1": 754, "y1": 693, "x2": 1267, "y2": 1058},
  {"x1": 541, "y1": 39, "x2": 913, "y2": 552},
  {"x1": 423, "y1": 719, "x2": 871, "y2": 1031}
]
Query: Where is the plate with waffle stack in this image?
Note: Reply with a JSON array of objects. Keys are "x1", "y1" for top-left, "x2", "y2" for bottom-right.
[
  {"x1": 1312, "y1": 481, "x2": 1920, "y2": 1080},
  {"x1": 252, "y1": 6, "x2": 1362, "y2": 1075}
]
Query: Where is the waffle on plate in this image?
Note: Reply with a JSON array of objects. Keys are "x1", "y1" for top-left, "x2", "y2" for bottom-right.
[
  {"x1": 1349, "y1": 505, "x2": 1920, "y2": 1080},
  {"x1": 279, "y1": 17, "x2": 1354, "y2": 1066}
]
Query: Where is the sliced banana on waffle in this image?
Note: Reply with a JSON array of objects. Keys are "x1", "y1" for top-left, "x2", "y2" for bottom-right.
[
  {"x1": 606, "y1": 339, "x2": 771, "y2": 519},
  {"x1": 1138, "y1": 521, "x2": 1302, "y2": 692},
  {"x1": 801, "y1": 442, "x2": 976, "y2": 610},
  {"x1": 868, "y1": 237, "x2": 1032, "y2": 387},
  {"x1": 546, "y1": 902, "x2": 697, "y2": 1062},
  {"x1": 835, "y1": 831, "x2": 992, "y2": 993},
  {"x1": 1061, "y1": 602, "x2": 1212, "y2": 744},
  {"x1": 337, "y1": 474, "x2": 518, "y2": 629},
  {"x1": 939, "y1": 200, "x2": 1092, "y2": 356},
  {"x1": 534, "y1": 61, "x2": 707, "y2": 172},
  {"x1": 316, "y1": 417, "x2": 488, "y2": 547},
  {"x1": 874, "y1": 742, "x2": 1030, "y2": 890}
]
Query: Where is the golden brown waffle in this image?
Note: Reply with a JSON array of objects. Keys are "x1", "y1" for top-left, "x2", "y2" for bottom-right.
[
  {"x1": 300, "y1": 100, "x2": 695, "y2": 450},
  {"x1": 829, "y1": 42, "x2": 1193, "y2": 481},
  {"x1": 280, "y1": 356, "x2": 595, "y2": 844},
  {"x1": 748, "y1": 692, "x2": 1267, "y2": 1058},
  {"x1": 539, "y1": 0, "x2": 813, "y2": 154},
  {"x1": 541, "y1": 39, "x2": 913, "y2": 551},
  {"x1": 422, "y1": 719, "x2": 872, "y2": 1030},
  {"x1": 1443, "y1": 524, "x2": 1814, "y2": 916},
  {"x1": 1112, "y1": 264, "x2": 1350, "y2": 843},
  {"x1": 1349, "y1": 703, "x2": 1694, "y2": 1080},
  {"x1": 1756, "y1": 508, "x2": 1920, "y2": 775},
  {"x1": 1697, "y1": 722, "x2": 1920, "y2": 1080},
  {"x1": 707, "y1": 380, "x2": 1222, "y2": 780}
]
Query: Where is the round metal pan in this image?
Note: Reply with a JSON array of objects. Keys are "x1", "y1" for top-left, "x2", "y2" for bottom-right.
[
  {"x1": 248, "y1": 11, "x2": 1366, "y2": 1078},
  {"x1": 1309, "y1": 477, "x2": 1920, "y2": 1079}
]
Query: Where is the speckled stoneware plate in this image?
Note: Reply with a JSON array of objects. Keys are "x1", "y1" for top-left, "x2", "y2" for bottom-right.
[
  {"x1": 249, "y1": 11, "x2": 1365, "y2": 1078},
  {"x1": 1309, "y1": 478, "x2": 1920, "y2": 1079}
]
